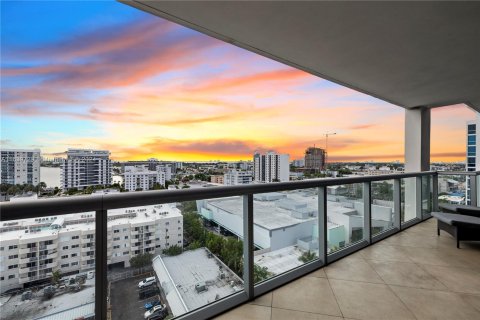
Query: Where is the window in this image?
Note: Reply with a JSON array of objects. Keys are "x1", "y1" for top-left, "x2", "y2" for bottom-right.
[
  {"x1": 165, "y1": 222, "x2": 169, "y2": 225},
  {"x1": 72, "y1": 236, "x2": 79, "y2": 240},
  {"x1": 113, "y1": 245, "x2": 120, "y2": 249},
  {"x1": 8, "y1": 255, "x2": 18, "y2": 259},
  {"x1": 72, "y1": 244, "x2": 79, "y2": 248},
  {"x1": 123, "y1": 251, "x2": 129, "y2": 255},
  {"x1": 178, "y1": 240, "x2": 182, "y2": 244},
  {"x1": 468, "y1": 146, "x2": 476, "y2": 156},
  {"x1": 0, "y1": 277, "x2": 4, "y2": 280},
  {"x1": 8, "y1": 264, "x2": 18, "y2": 269},
  {"x1": 113, "y1": 229, "x2": 120, "y2": 233},
  {"x1": 71, "y1": 253, "x2": 77, "y2": 257},
  {"x1": 468, "y1": 124, "x2": 476, "y2": 134},
  {"x1": 61, "y1": 263, "x2": 69, "y2": 268},
  {"x1": 8, "y1": 245, "x2": 18, "y2": 250},
  {"x1": 113, "y1": 237, "x2": 120, "y2": 241},
  {"x1": 71, "y1": 262, "x2": 78, "y2": 266},
  {"x1": 468, "y1": 135, "x2": 476, "y2": 145},
  {"x1": 61, "y1": 255, "x2": 68, "y2": 259},
  {"x1": 62, "y1": 246, "x2": 68, "y2": 250},
  {"x1": 8, "y1": 275, "x2": 15, "y2": 279}
]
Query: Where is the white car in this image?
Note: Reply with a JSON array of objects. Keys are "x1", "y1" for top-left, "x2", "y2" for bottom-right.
[
  {"x1": 144, "y1": 304, "x2": 165, "y2": 319},
  {"x1": 138, "y1": 276, "x2": 156, "y2": 289}
]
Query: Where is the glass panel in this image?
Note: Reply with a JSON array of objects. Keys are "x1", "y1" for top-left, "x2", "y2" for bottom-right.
[
  {"x1": 437, "y1": 174, "x2": 466, "y2": 206},
  {"x1": 401, "y1": 177, "x2": 418, "y2": 224},
  {"x1": 108, "y1": 200, "x2": 244, "y2": 320},
  {"x1": 0, "y1": 213, "x2": 95, "y2": 320},
  {"x1": 253, "y1": 189, "x2": 319, "y2": 284},
  {"x1": 327, "y1": 183, "x2": 364, "y2": 254},
  {"x1": 422, "y1": 176, "x2": 433, "y2": 217},
  {"x1": 371, "y1": 180, "x2": 395, "y2": 236}
]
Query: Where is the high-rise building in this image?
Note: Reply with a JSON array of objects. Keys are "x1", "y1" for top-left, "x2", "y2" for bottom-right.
[
  {"x1": 253, "y1": 151, "x2": 290, "y2": 183},
  {"x1": 224, "y1": 170, "x2": 253, "y2": 185},
  {"x1": 304, "y1": 147, "x2": 326, "y2": 171},
  {"x1": 466, "y1": 114, "x2": 480, "y2": 204},
  {"x1": 61, "y1": 149, "x2": 111, "y2": 190},
  {"x1": 0, "y1": 149, "x2": 41, "y2": 185},
  {"x1": 123, "y1": 165, "x2": 166, "y2": 192}
]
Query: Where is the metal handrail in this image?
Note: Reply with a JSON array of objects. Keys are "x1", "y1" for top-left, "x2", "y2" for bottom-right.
[
  {"x1": 437, "y1": 171, "x2": 480, "y2": 176},
  {"x1": 0, "y1": 171, "x2": 436, "y2": 221}
]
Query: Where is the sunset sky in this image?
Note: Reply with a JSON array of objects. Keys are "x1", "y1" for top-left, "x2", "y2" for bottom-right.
[{"x1": 1, "y1": 1, "x2": 476, "y2": 162}]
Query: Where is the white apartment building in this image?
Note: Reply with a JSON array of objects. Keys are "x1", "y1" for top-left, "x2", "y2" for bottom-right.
[
  {"x1": 123, "y1": 165, "x2": 166, "y2": 192},
  {"x1": 253, "y1": 151, "x2": 290, "y2": 183},
  {"x1": 0, "y1": 203, "x2": 182, "y2": 293},
  {"x1": 61, "y1": 149, "x2": 111, "y2": 191},
  {"x1": 0, "y1": 149, "x2": 40, "y2": 186},
  {"x1": 223, "y1": 170, "x2": 253, "y2": 185}
]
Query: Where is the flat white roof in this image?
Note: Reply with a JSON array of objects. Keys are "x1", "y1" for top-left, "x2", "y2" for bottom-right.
[
  {"x1": 152, "y1": 248, "x2": 243, "y2": 316},
  {"x1": 254, "y1": 246, "x2": 318, "y2": 275}
]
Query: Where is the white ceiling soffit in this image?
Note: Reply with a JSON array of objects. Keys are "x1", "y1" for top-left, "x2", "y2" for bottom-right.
[{"x1": 121, "y1": 1, "x2": 480, "y2": 112}]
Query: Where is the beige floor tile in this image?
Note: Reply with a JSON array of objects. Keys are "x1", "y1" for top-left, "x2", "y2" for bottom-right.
[
  {"x1": 390, "y1": 285, "x2": 480, "y2": 320},
  {"x1": 368, "y1": 260, "x2": 448, "y2": 290},
  {"x1": 359, "y1": 244, "x2": 413, "y2": 262},
  {"x1": 271, "y1": 308, "x2": 343, "y2": 320},
  {"x1": 214, "y1": 304, "x2": 271, "y2": 320},
  {"x1": 460, "y1": 294, "x2": 480, "y2": 313},
  {"x1": 325, "y1": 257, "x2": 384, "y2": 283},
  {"x1": 423, "y1": 265, "x2": 480, "y2": 294},
  {"x1": 272, "y1": 277, "x2": 341, "y2": 316},
  {"x1": 249, "y1": 292, "x2": 273, "y2": 307},
  {"x1": 306, "y1": 267, "x2": 327, "y2": 278},
  {"x1": 329, "y1": 279, "x2": 415, "y2": 320},
  {"x1": 401, "y1": 246, "x2": 475, "y2": 268},
  {"x1": 380, "y1": 233, "x2": 438, "y2": 249}
]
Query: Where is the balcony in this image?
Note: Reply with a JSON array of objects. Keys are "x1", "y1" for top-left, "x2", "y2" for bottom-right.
[
  {"x1": 216, "y1": 217, "x2": 480, "y2": 320},
  {"x1": 1, "y1": 170, "x2": 479, "y2": 320}
]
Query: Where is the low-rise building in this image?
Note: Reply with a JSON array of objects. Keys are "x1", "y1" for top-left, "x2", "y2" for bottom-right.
[
  {"x1": 223, "y1": 170, "x2": 253, "y2": 185},
  {"x1": 0, "y1": 202, "x2": 182, "y2": 293},
  {"x1": 123, "y1": 165, "x2": 166, "y2": 191}
]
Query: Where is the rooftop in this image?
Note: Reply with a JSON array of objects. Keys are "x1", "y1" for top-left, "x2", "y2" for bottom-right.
[
  {"x1": 215, "y1": 218, "x2": 480, "y2": 320},
  {"x1": 152, "y1": 248, "x2": 244, "y2": 317}
]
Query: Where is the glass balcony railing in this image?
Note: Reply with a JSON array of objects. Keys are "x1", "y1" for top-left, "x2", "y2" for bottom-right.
[{"x1": 0, "y1": 170, "x2": 478, "y2": 320}]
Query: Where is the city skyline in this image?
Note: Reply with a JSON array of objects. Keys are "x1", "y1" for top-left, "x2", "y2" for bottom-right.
[{"x1": 1, "y1": 1, "x2": 476, "y2": 162}]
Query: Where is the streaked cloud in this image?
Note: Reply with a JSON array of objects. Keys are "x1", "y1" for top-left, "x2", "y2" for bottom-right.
[{"x1": 1, "y1": 2, "x2": 474, "y2": 163}]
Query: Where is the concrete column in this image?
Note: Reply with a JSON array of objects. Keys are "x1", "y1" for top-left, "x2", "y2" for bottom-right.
[
  {"x1": 404, "y1": 108, "x2": 430, "y2": 221},
  {"x1": 405, "y1": 108, "x2": 431, "y2": 172}
]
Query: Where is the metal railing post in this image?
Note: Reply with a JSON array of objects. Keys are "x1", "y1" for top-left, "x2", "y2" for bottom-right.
[
  {"x1": 432, "y1": 173, "x2": 439, "y2": 212},
  {"x1": 95, "y1": 208, "x2": 108, "y2": 320},
  {"x1": 363, "y1": 182, "x2": 371, "y2": 243},
  {"x1": 393, "y1": 179, "x2": 401, "y2": 230},
  {"x1": 415, "y1": 177, "x2": 422, "y2": 220},
  {"x1": 469, "y1": 175, "x2": 477, "y2": 207},
  {"x1": 243, "y1": 194, "x2": 254, "y2": 300},
  {"x1": 317, "y1": 187, "x2": 327, "y2": 264}
]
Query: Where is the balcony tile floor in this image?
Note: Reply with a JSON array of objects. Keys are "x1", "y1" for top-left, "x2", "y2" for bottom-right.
[{"x1": 215, "y1": 218, "x2": 480, "y2": 320}]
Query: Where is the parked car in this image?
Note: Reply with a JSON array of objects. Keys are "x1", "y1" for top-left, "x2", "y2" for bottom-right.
[
  {"x1": 138, "y1": 276, "x2": 156, "y2": 289},
  {"x1": 87, "y1": 271, "x2": 95, "y2": 279},
  {"x1": 144, "y1": 299, "x2": 161, "y2": 310},
  {"x1": 139, "y1": 286, "x2": 159, "y2": 300},
  {"x1": 144, "y1": 304, "x2": 166, "y2": 319}
]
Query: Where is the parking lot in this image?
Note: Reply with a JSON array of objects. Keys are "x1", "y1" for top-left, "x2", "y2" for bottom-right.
[{"x1": 110, "y1": 274, "x2": 169, "y2": 320}]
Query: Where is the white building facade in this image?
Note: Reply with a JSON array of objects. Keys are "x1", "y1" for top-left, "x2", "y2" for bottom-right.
[
  {"x1": 0, "y1": 203, "x2": 182, "y2": 293},
  {"x1": 0, "y1": 149, "x2": 41, "y2": 186},
  {"x1": 61, "y1": 149, "x2": 111, "y2": 190},
  {"x1": 123, "y1": 165, "x2": 166, "y2": 192},
  {"x1": 253, "y1": 151, "x2": 290, "y2": 183},
  {"x1": 223, "y1": 170, "x2": 253, "y2": 185}
]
